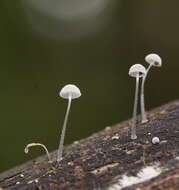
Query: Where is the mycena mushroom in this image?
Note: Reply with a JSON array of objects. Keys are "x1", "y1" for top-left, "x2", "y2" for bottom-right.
[
  {"x1": 152, "y1": 136, "x2": 160, "y2": 144},
  {"x1": 140, "y1": 53, "x2": 162, "y2": 123},
  {"x1": 57, "y1": 84, "x2": 81, "y2": 162},
  {"x1": 129, "y1": 64, "x2": 146, "y2": 140},
  {"x1": 24, "y1": 143, "x2": 52, "y2": 163}
]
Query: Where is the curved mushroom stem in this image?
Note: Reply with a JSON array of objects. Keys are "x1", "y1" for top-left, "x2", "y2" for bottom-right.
[
  {"x1": 57, "y1": 96, "x2": 72, "y2": 163},
  {"x1": 140, "y1": 64, "x2": 153, "y2": 123},
  {"x1": 24, "y1": 143, "x2": 52, "y2": 163},
  {"x1": 131, "y1": 74, "x2": 140, "y2": 140}
]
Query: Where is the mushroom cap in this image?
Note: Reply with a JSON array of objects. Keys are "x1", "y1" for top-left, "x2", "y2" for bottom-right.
[
  {"x1": 152, "y1": 137, "x2": 160, "y2": 144},
  {"x1": 145, "y1": 53, "x2": 162, "y2": 67},
  {"x1": 128, "y1": 64, "x2": 146, "y2": 78},
  {"x1": 60, "y1": 84, "x2": 81, "y2": 99}
]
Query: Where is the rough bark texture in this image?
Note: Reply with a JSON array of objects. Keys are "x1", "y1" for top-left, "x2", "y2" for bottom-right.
[{"x1": 0, "y1": 100, "x2": 179, "y2": 190}]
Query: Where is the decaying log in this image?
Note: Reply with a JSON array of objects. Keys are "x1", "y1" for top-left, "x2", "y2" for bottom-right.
[{"x1": 0, "y1": 100, "x2": 179, "y2": 190}]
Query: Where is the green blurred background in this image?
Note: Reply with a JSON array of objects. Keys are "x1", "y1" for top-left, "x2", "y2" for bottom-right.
[{"x1": 0, "y1": 0, "x2": 179, "y2": 172}]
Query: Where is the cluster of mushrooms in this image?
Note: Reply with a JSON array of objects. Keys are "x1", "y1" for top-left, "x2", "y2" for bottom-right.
[
  {"x1": 24, "y1": 53, "x2": 162, "y2": 163},
  {"x1": 25, "y1": 84, "x2": 81, "y2": 163},
  {"x1": 129, "y1": 53, "x2": 162, "y2": 140}
]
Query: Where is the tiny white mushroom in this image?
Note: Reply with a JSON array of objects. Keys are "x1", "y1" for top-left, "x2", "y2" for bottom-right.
[
  {"x1": 140, "y1": 53, "x2": 162, "y2": 123},
  {"x1": 57, "y1": 84, "x2": 81, "y2": 162},
  {"x1": 129, "y1": 64, "x2": 146, "y2": 140},
  {"x1": 24, "y1": 143, "x2": 52, "y2": 162},
  {"x1": 152, "y1": 137, "x2": 160, "y2": 144},
  {"x1": 145, "y1": 54, "x2": 162, "y2": 67}
]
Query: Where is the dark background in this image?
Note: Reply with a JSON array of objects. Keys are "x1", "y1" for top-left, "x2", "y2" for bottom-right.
[{"x1": 0, "y1": 0, "x2": 179, "y2": 172}]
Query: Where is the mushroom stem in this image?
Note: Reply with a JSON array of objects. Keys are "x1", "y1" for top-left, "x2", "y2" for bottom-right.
[
  {"x1": 140, "y1": 64, "x2": 152, "y2": 123},
  {"x1": 24, "y1": 143, "x2": 52, "y2": 162},
  {"x1": 57, "y1": 96, "x2": 72, "y2": 162},
  {"x1": 131, "y1": 74, "x2": 140, "y2": 140}
]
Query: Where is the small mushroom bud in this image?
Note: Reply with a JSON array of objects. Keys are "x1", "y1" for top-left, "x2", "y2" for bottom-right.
[
  {"x1": 24, "y1": 143, "x2": 52, "y2": 162},
  {"x1": 57, "y1": 84, "x2": 81, "y2": 162},
  {"x1": 129, "y1": 64, "x2": 146, "y2": 140},
  {"x1": 140, "y1": 53, "x2": 162, "y2": 123},
  {"x1": 152, "y1": 137, "x2": 160, "y2": 144}
]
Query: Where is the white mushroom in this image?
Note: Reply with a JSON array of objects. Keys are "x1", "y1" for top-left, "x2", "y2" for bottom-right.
[
  {"x1": 24, "y1": 143, "x2": 52, "y2": 162},
  {"x1": 57, "y1": 84, "x2": 81, "y2": 162},
  {"x1": 145, "y1": 54, "x2": 162, "y2": 67},
  {"x1": 152, "y1": 137, "x2": 160, "y2": 144},
  {"x1": 140, "y1": 53, "x2": 162, "y2": 123},
  {"x1": 129, "y1": 64, "x2": 146, "y2": 140},
  {"x1": 60, "y1": 84, "x2": 81, "y2": 100}
]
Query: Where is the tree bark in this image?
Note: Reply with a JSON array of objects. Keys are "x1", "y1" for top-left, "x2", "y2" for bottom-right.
[{"x1": 0, "y1": 100, "x2": 179, "y2": 190}]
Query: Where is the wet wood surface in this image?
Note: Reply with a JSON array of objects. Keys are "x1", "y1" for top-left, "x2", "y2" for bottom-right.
[{"x1": 0, "y1": 100, "x2": 179, "y2": 190}]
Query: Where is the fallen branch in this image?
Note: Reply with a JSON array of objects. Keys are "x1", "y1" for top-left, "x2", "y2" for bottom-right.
[{"x1": 0, "y1": 100, "x2": 179, "y2": 190}]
